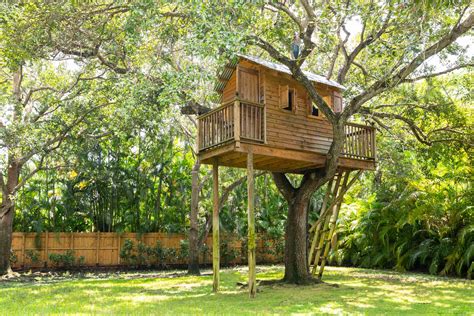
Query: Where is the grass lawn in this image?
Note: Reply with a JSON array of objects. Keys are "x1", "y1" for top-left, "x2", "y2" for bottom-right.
[{"x1": 0, "y1": 265, "x2": 472, "y2": 315}]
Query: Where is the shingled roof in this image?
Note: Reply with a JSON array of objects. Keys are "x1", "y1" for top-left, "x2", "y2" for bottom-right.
[{"x1": 214, "y1": 54, "x2": 346, "y2": 96}]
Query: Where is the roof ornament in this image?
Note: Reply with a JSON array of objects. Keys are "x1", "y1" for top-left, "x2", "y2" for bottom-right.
[{"x1": 291, "y1": 32, "x2": 302, "y2": 60}]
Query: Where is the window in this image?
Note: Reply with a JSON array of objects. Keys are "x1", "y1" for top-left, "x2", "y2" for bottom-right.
[
  {"x1": 280, "y1": 85, "x2": 296, "y2": 112},
  {"x1": 310, "y1": 104, "x2": 319, "y2": 117}
]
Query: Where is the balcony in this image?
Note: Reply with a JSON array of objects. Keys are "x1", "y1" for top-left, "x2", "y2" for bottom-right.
[{"x1": 197, "y1": 98, "x2": 375, "y2": 172}]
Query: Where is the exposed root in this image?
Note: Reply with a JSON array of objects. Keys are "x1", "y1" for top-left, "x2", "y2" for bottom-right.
[{"x1": 237, "y1": 276, "x2": 340, "y2": 289}]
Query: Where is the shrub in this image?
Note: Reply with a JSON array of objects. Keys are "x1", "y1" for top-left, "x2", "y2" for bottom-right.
[
  {"x1": 25, "y1": 250, "x2": 40, "y2": 265},
  {"x1": 48, "y1": 250, "x2": 79, "y2": 267}
]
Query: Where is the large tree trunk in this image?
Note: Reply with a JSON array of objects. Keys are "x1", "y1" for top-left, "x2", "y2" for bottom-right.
[
  {"x1": 0, "y1": 204, "x2": 14, "y2": 275},
  {"x1": 274, "y1": 121, "x2": 346, "y2": 284},
  {"x1": 283, "y1": 193, "x2": 313, "y2": 283},
  {"x1": 188, "y1": 160, "x2": 201, "y2": 275},
  {"x1": 0, "y1": 161, "x2": 20, "y2": 275}
]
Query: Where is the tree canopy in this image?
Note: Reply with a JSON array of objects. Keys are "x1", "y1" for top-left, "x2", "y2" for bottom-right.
[{"x1": 0, "y1": 1, "x2": 472, "y2": 278}]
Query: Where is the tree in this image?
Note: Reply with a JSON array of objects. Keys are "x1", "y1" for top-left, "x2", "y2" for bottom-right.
[
  {"x1": 192, "y1": 0, "x2": 473, "y2": 283},
  {"x1": 0, "y1": 0, "x2": 200, "y2": 275}
]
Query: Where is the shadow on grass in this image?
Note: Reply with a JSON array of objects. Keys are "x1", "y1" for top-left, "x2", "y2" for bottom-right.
[{"x1": 1, "y1": 266, "x2": 472, "y2": 315}]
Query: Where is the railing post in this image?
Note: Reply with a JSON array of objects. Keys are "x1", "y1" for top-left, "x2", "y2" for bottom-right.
[
  {"x1": 263, "y1": 105, "x2": 266, "y2": 143},
  {"x1": 372, "y1": 127, "x2": 376, "y2": 161},
  {"x1": 197, "y1": 118, "x2": 201, "y2": 153},
  {"x1": 234, "y1": 99, "x2": 240, "y2": 148}
]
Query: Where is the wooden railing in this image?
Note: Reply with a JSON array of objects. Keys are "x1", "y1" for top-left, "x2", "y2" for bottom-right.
[
  {"x1": 198, "y1": 99, "x2": 265, "y2": 150},
  {"x1": 342, "y1": 123, "x2": 376, "y2": 160},
  {"x1": 198, "y1": 100, "x2": 235, "y2": 150},
  {"x1": 240, "y1": 101, "x2": 265, "y2": 142}
]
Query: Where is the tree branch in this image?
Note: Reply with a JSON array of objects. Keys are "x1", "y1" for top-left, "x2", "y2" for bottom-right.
[
  {"x1": 20, "y1": 102, "x2": 113, "y2": 165},
  {"x1": 248, "y1": 35, "x2": 336, "y2": 122},
  {"x1": 266, "y1": 2, "x2": 304, "y2": 34},
  {"x1": 344, "y1": 12, "x2": 474, "y2": 120},
  {"x1": 271, "y1": 173, "x2": 296, "y2": 201},
  {"x1": 337, "y1": 10, "x2": 392, "y2": 83},
  {"x1": 402, "y1": 63, "x2": 474, "y2": 83},
  {"x1": 0, "y1": 171, "x2": 5, "y2": 195}
]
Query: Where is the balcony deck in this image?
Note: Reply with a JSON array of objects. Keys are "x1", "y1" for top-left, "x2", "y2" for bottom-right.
[{"x1": 198, "y1": 99, "x2": 376, "y2": 173}]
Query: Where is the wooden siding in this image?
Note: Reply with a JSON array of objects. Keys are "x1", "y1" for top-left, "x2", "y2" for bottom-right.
[
  {"x1": 222, "y1": 71, "x2": 237, "y2": 104},
  {"x1": 263, "y1": 69, "x2": 339, "y2": 154}
]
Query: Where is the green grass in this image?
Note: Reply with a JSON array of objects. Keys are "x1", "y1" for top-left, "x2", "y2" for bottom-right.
[{"x1": 0, "y1": 266, "x2": 472, "y2": 315}]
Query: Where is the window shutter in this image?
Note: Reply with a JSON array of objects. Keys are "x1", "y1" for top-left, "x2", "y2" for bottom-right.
[
  {"x1": 333, "y1": 91, "x2": 343, "y2": 113},
  {"x1": 279, "y1": 85, "x2": 289, "y2": 108}
]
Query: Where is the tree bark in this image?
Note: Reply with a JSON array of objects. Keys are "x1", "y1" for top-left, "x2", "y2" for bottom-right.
[
  {"x1": 188, "y1": 160, "x2": 201, "y2": 275},
  {"x1": 283, "y1": 193, "x2": 313, "y2": 283},
  {"x1": 272, "y1": 121, "x2": 346, "y2": 284},
  {"x1": 0, "y1": 161, "x2": 20, "y2": 275}
]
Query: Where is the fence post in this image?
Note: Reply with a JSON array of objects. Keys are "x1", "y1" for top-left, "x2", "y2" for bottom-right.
[
  {"x1": 45, "y1": 232, "x2": 49, "y2": 267},
  {"x1": 96, "y1": 232, "x2": 100, "y2": 266},
  {"x1": 117, "y1": 234, "x2": 121, "y2": 265},
  {"x1": 21, "y1": 233, "x2": 25, "y2": 267}
]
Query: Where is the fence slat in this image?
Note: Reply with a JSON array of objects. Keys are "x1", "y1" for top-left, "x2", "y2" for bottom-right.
[{"x1": 11, "y1": 232, "x2": 282, "y2": 268}]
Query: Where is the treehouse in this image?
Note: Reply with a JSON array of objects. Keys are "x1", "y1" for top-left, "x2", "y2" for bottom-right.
[
  {"x1": 197, "y1": 55, "x2": 376, "y2": 297},
  {"x1": 198, "y1": 55, "x2": 376, "y2": 173}
]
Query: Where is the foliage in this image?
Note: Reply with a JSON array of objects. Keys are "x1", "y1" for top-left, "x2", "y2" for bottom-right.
[
  {"x1": 0, "y1": 1, "x2": 472, "y2": 278},
  {"x1": 25, "y1": 250, "x2": 40, "y2": 265},
  {"x1": 332, "y1": 77, "x2": 473, "y2": 278},
  {"x1": 48, "y1": 250, "x2": 84, "y2": 268},
  {"x1": 119, "y1": 239, "x2": 193, "y2": 267}
]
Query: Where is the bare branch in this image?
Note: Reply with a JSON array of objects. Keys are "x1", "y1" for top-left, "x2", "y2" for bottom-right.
[
  {"x1": 20, "y1": 102, "x2": 113, "y2": 165},
  {"x1": 299, "y1": 0, "x2": 317, "y2": 20},
  {"x1": 248, "y1": 35, "x2": 336, "y2": 122},
  {"x1": 402, "y1": 63, "x2": 474, "y2": 83},
  {"x1": 337, "y1": 10, "x2": 392, "y2": 83},
  {"x1": 344, "y1": 12, "x2": 474, "y2": 119},
  {"x1": 266, "y1": 2, "x2": 304, "y2": 34},
  {"x1": 271, "y1": 173, "x2": 296, "y2": 201}
]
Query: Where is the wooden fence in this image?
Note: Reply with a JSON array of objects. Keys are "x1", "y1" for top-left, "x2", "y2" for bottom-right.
[{"x1": 10, "y1": 232, "x2": 283, "y2": 269}]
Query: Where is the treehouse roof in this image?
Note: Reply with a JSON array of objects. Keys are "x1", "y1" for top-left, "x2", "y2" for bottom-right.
[{"x1": 215, "y1": 54, "x2": 346, "y2": 96}]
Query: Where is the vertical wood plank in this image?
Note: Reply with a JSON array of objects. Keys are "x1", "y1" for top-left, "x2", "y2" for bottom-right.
[
  {"x1": 45, "y1": 231, "x2": 49, "y2": 266},
  {"x1": 247, "y1": 150, "x2": 256, "y2": 298},
  {"x1": 212, "y1": 160, "x2": 220, "y2": 292},
  {"x1": 263, "y1": 105, "x2": 267, "y2": 143},
  {"x1": 71, "y1": 232, "x2": 74, "y2": 254},
  {"x1": 117, "y1": 234, "x2": 121, "y2": 265},
  {"x1": 96, "y1": 232, "x2": 100, "y2": 265},
  {"x1": 22, "y1": 233, "x2": 25, "y2": 267},
  {"x1": 234, "y1": 100, "x2": 240, "y2": 147}
]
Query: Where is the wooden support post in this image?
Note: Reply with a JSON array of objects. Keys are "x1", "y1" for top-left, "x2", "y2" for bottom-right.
[
  {"x1": 212, "y1": 160, "x2": 220, "y2": 292},
  {"x1": 247, "y1": 151, "x2": 256, "y2": 298}
]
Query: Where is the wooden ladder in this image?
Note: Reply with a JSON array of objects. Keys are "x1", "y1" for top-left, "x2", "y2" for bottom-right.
[{"x1": 308, "y1": 169, "x2": 362, "y2": 279}]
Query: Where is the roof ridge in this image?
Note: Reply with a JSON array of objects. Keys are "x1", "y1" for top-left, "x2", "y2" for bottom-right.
[{"x1": 237, "y1": 54, "x2": 346, "y2": 91}]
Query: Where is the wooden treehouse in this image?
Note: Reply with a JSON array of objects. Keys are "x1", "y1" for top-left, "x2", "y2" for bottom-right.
[{"x1": 197, "y1": 55, "x2": 376, "y2": 297}]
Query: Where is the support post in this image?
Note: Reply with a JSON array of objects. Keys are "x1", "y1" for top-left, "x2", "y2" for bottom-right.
[
  {"x1": 247, "y1": 151, "x2": 256, "y2": 298},
  {"x1": 212, "y1": 159, "x2": 220, "y2": 292}
]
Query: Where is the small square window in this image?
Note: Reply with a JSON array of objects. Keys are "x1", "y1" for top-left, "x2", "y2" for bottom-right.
[{"x1": 311, "y1": 104, "x2": 319, "y2": 116}]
